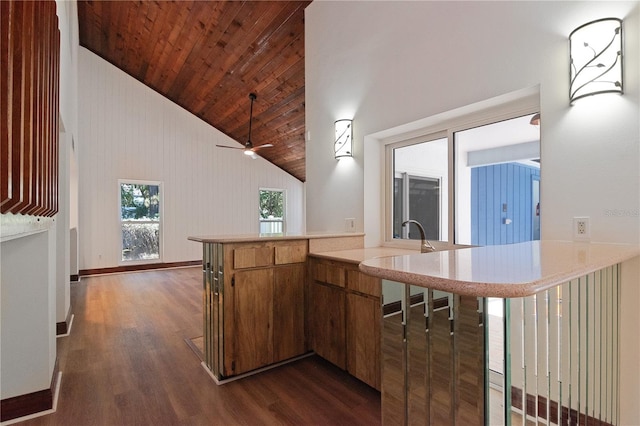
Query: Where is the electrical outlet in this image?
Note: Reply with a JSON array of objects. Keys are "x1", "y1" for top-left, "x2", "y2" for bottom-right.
[
  {"x1": 573, "y1": 217, "x2": 590, "y2": 241},
  {"x1": 345, "y1": 218, "x2": 356, "y2": 232}
]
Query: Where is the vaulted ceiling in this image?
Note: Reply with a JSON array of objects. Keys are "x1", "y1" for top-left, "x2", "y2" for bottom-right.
[{"x1": 77, "y1": 0, "x2": 311, "y2": 182}]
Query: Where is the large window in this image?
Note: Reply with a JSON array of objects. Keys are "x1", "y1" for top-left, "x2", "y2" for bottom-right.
[
  {"x1": 386, "y1": 112, "x2": 540, "y2": 246},
  {"x1": 119, "y1": 181, "x2": 162, "y2": 262},
  {"x1": 259, "y1": 188, "x2": 285, "y2": 234}
]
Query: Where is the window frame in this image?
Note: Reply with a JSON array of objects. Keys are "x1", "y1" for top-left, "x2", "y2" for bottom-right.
[
  {"x1": 385, "y1": 131, "x2": 450, "y2": 245},
  {"x1": 383, "y1": 105, "x2": 540, "y2": 248},
  {"x1": 118, "y1": 179, "x2": 163, "y2": 264}
]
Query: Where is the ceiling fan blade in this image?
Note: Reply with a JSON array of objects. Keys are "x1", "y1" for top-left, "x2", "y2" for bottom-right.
[
  {"x1": 216, "y1": 144, "x2": 244, "y2": 150},
  {"x1": 252, "y1": 143, "x2": 274, "y2": 150}
]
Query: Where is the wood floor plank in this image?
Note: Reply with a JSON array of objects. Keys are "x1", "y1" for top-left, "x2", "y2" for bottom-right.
[{"x1": 15, "y1": 267, "x2": 381, "y2": 426}]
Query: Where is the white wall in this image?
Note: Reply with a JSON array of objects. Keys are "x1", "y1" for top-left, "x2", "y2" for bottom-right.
[
  {"x1": 78, "y1": 49, "x2": 305, "y2": 270},
  {"x1": 306, "y1": 1, "x2": 639, "y2": 422},
  {"x1": 56, "y1": 0, "x2": 78, "y2": 327},
  {"x1": 55, "y1": 130, "x2": 71, "y2": 324},
  {"x1": 305, "y1": 1, "x2": 639, "y2": 245},
  {"x1": 0, "y1": 231, "x2": 57, "y2": 399}
]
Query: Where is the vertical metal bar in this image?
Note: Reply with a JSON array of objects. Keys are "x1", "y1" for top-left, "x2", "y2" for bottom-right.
[
  {"x1": 577, "y1": 276, "x2": 582, "y2": 425},
  {"x1": 483, "y1": 297, "x2": 489, "y2": 426},
  {"x1": 568, "y1": 279, "x2": 573, "y2": 425},
  {"x1": 615, "y1": 264, "x2": 620, "y2": 425},
  {"x1": 545, "y1": 290, "x2": 551, "y2": 425},
  {"x1": 600, "y1": 269, "x2": 604, "y2": 424},
  {"x1": 533, "y1": 292, "x2": 540, "y2": 425},
  {"x1": 520, "y1": 297, "x2": 526, "y2": 426},
  {"x1": 585, "y1": 273, "x2": 590, "y2": 425},
  {"x1": 557, "y1": 284, "x2": 563, "y2": 426},
  {"x1": 404, "y1": 283, "x2": 409, "y2": 426},
  {"x1": 504, "y1": 298, "x2": 512, "y2": 426},
  {"x1": 605, "y1": 267, "x2": 610, "y2": 424}
]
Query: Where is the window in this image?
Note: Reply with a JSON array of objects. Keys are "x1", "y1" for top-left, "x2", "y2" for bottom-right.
[
  {"x1": 119, "y1": 181, "x2": 162, "y2": 262},
  {"x1": 390, "y1": 135, "x2": 449, "y2": 242},
  {"x1": 259, "y1": 189, "x2": 285, "y2": 234},
  {"x1": 386, "y1": 113, "x2": 540, "y2": 246}
]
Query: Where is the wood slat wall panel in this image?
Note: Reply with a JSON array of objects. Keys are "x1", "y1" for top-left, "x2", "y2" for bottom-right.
[
  {"x1": 12, "y1": 0, "x2": 34, "y2": 213},
  {"x1": 1, "y1": 0, "x2": 59, "y2": 217},
  {"x1": 26, "y1": 0, "x2": 41, "y2": 216},
  {"x1": 0, "y1": 1, "x2": 10, "y2": 206}
]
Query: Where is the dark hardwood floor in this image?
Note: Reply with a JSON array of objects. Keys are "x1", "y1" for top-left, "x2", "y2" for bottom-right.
[{"x1": 16, "y1": 268, "x2": 381, "y2": 425}]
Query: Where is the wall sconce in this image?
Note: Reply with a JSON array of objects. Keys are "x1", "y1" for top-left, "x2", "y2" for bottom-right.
[
  {"x1": 570, "y1": 18, "x2": 623, "y2": 104},
  {"x1": 334, "y1": 119, "x2": 352, "y2": 158}
]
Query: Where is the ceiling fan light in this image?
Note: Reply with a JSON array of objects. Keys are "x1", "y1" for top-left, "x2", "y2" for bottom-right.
[{"x1": 244, "y1": 149, "x2": 254, "y2": 156}]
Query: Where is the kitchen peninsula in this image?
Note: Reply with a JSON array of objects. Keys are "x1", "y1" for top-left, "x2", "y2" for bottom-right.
[
  {"x1": 188, "y1": 232, "x2": 416, "y2": 387},
  {"x1": 359, "y1": 240, "x2": 639, "y2": 425}
]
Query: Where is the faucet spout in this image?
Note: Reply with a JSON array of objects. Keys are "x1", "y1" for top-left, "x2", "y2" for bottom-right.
[{"x1": 402, "y1": 220, "x2": 437, "y2": 253}]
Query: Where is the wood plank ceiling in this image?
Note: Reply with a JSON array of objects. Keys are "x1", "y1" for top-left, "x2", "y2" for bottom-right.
[{"x1": 77, "y1": 0, "x2": 311, "y2": 182}]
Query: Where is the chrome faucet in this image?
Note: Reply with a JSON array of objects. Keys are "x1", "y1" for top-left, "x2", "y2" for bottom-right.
[{"x1": 402, "y1": 220, "x2": 436, "y2": 253}]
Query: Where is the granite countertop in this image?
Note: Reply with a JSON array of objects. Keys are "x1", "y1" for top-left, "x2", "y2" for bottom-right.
[
  {"x1": 359, "y1": 240, "x2": 639, "y2": 298},
  {"x1": 188, "y1": 232, "x2": 365, "y2": 244},
  {"x1": 309, "y1": 247, "x2": 419, "y2": 264}
]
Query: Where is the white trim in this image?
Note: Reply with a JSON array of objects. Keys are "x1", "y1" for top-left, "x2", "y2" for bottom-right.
[{"x1": 56, "y1": 314, "x2": 74, "y2": 338}]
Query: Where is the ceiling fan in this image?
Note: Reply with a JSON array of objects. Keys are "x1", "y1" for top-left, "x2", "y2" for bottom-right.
[{"x1": 216, "y1": 93, "x2": 273, "y2": 158}]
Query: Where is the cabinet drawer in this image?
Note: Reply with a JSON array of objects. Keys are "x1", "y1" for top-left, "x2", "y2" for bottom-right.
[
  {"x1": 346, "y1": 269, "x2": 380, "y2": 297},
  {"x1": 274, "y1": 241, "x2": 308, "y2": 265},
  {"x1": 233, "y1": 246, "x2": 273, "y2": 269},
  {"x1": 311, "y1": 259, "x2": 345, "y2": 288}
]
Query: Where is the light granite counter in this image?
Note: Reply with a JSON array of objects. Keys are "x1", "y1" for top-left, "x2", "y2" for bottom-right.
[
  {"x1": 188, "y1": 232, "x2": 367, "y2": 253},
  {"x1": 308, "y1": 247, "x2": 418, "y2": 264},
  {"x1": 359, "y1": 240, "x2": 639, "y2": 298},
  {"x1": 188, "y1": 232, "x2": 364, "y2": 244}
]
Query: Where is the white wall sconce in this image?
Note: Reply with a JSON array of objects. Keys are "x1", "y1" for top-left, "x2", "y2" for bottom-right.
[
  {"x1": 570, "y1": 18, "x2": 623, "y2": 104},
  {"x1": 334, "y1": 119, "x2": 353, "y2": 158}
]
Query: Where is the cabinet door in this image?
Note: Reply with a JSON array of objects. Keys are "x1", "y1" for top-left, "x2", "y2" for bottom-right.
[
  {"x1": 273, "y1": 264, "x2": 306, "y2": 362},
  {"x1": 231, "y1": 268, "x2": 274, "y2": 375},
  {"x1": 347, "y1": 293, "x2": 381, "y2": 390},
  {"x1": 309, "y1": 281, "x2": 346, "y2": 369}
]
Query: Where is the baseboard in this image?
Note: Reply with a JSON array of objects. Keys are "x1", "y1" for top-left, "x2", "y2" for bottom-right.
[
  {"x1": 79, "y1": 260, "x2": 200, "y2": 277},
  {"x1": 511, "y1": 386, "x2": 612, "y2": 426},
  {"x1": 56, "y1": 308, "x2": 73, "y2": 336},
  {"x1": 0, "y1": 359, "x2": 59, "y2": 422}
]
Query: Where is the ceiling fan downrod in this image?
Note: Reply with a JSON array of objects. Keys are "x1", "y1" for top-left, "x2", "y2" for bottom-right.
[{"x1": 246, "y1": 92, "x2": 257, "y2": 150}]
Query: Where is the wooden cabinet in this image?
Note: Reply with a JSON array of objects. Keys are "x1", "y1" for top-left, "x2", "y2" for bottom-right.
[
  {"x1": 347, "y1": 292, "x2": 381, "y2": 390},
  {"x1": 232, "y1": 268, "x2": 274, "y2": 374},
  {"x1": 215, "y1": 240, "x2": 307, "y2": 378},
  {"x1": 200, "y1": 238, "x2": 381, "y2": 384},
  {"x1": 307, "y1": 256, "x2": 381, "y2": 390},
  {"x1": 308, "y1": 280, "x2": 346, "y2": 369},
  {"x1": 273, "y1": 265, "x2": 306, "y2": 362}
]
